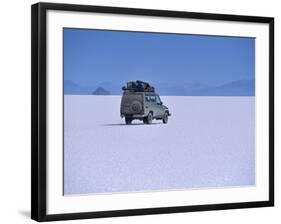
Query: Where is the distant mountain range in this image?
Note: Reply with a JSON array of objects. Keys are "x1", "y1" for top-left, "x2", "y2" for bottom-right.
[
  {"x1": 92, "y1": 87, "x2": 110, "y2": 95},
  {"x1": 64, "y1": 80, "x2": 93, "y2": 95},
  {"x1": 64, "y1": 79, "x2": 255, "y2": 96},
  {"x1": 156, "y1": 80, "x2": 255, "y2": 96}
]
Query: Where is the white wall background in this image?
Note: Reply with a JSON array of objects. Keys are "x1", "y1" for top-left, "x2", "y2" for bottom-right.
[{"x1": 0, "y1": 0, "x2": 279, "y2": 223}]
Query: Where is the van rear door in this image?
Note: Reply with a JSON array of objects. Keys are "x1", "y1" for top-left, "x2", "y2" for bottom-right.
[{"x1": 121, "y1": 92, "x2": 144, "y2": 115}]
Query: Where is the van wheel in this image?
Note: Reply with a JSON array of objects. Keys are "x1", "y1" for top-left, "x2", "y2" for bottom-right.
[
  {"x1": 162, "y1": 112, "x2": 168, "y2": 124},
  {"x1": 144, "y1": 112, "x2": 153, "y2": 124},
  {"x1": 125, "y1": 117, "x2": 132, "y2": 125}
]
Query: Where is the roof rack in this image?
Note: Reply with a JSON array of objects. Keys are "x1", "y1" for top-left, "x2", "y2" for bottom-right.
[{"x1": 122, "y1": 80, "x2": 155, "y2": 92}]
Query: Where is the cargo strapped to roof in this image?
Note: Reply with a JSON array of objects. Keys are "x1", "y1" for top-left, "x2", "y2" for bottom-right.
[{"x1": 122, "y1": 80, "x2": 155, "y2": 92}]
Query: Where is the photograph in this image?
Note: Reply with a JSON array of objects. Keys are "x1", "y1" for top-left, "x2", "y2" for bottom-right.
[
  {"x1": 31, "y1": 3, "x2": 274, "y2": 221},
  {"x1": 63, "y1": 28, "x2": 256, "y2": 195}
]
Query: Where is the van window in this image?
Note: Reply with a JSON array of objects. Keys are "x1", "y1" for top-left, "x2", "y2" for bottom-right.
[
  {"x1": 150, "y1": 95, "x2": 156, "y2": 102},
  {"x1": 145, "y1": 95, "x2": 150, "y2": 102},
  {"x1": 156, "y1": 95, "x2": 161, "y2": 104}
]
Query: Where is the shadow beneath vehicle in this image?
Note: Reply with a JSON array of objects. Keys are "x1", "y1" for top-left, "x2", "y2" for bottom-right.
[{"x1": 103, "y1": 123, "x2": 161, "y2": 126}]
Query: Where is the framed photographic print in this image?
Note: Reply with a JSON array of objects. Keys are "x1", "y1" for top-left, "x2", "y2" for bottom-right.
[{"x1": 31, "y1": 2, "x2": 274, "y2": 222}]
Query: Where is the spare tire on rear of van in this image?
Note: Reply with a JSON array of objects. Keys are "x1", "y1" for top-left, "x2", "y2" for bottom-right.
[{"x1": 130, "y1": 100, "x2": 142, "y2": 113}]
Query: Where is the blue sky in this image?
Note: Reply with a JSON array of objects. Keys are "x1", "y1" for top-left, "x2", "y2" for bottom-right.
[{"x1": 64, "y1": 28, "x2": 255, "y2": 95}]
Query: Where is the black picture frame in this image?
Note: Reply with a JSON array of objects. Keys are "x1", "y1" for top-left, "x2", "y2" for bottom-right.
[{"x1": 31, "y1": 2, "x2": 274, "y2": 222}]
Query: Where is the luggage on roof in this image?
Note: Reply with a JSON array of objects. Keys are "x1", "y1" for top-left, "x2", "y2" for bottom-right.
[{"x1": 122, "y1": 80, "x2": 155, "y2": 92}]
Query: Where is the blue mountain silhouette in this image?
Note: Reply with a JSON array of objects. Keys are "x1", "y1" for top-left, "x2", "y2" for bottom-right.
[
  {"x1": 92, "y1": 87, "x2": 111, "y2": 95},
  {"x1": 64, "y1": 79, "x2": 254, "y2": 96},
  {"x1": 207, "y1": 80, "x2": 255, "y2": 96},
  {"x1": 64, "y1": 80, "x2": 93, "y2": 95}
]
